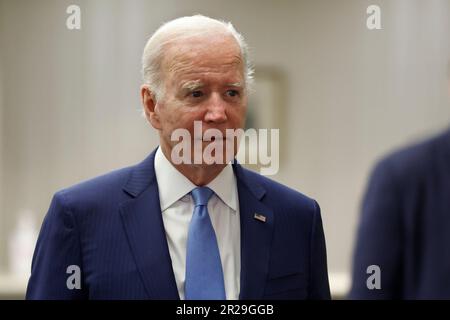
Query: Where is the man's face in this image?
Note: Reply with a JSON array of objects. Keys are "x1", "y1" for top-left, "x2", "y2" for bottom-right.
[{"x1": 149, "y1": 34, "x2": 247, "y2": 164}]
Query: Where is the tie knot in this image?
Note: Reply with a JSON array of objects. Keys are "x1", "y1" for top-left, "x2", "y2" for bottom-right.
[{"x1": 191, "y1": 187, "x2": 214, "y2": 206}]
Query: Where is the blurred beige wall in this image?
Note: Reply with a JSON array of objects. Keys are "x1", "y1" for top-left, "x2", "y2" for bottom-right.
[
  {"x1": 0, "y1": 0, "x2": 449, "y2": 284},
  {"x1": 0, "y1": 6, "x2": 3, "y2": 271}
]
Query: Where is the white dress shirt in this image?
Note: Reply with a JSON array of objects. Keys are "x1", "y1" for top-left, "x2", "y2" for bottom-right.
[{"x1": 154, "y1": 147, "x2": 241, "y2": 300}]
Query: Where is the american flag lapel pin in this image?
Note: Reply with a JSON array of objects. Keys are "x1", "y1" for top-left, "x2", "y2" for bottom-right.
[{"x1": 254, "y1": 213, "x2": 266, "y2": 223}]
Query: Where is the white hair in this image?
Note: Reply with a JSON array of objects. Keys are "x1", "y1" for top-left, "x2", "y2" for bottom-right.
[{"x1": 141, "y1": 15, "x2": 254, "y2": 101}]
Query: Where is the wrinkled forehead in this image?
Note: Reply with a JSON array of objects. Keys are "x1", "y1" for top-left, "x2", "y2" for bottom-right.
[{"x1": 161, "y1": 34, "x2": 244, "y2": 81}]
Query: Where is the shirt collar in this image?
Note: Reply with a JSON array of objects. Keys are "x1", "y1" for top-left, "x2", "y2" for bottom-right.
[
  {"x1": 206, "y1": 161, "x2": 238, "y2": 212},
  {"x1": 154, "y1": 146, "x2": 237, "y2": 212},
  {"x1": 154, "y1": 147, "x2": 196, "y2": 212}
]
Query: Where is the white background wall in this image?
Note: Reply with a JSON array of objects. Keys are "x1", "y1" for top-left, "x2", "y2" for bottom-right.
[
  {"x1": 0, "y1": 0, "x2": 449, "y2": 289},
  {"x1": 0, "y1": 11, "x2": 3, "y2": 272}
]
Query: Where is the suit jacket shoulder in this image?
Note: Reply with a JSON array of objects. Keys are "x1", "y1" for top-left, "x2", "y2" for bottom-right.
[
  {"x1": 236, "y1": 165, "x2": 319, "y2": 219},
  {"x1": 350, "y1": 128, "x2": 450, "y2": 299},
  {"x1": 373, "y1": 128, "x2": 450, "y2": 186}
]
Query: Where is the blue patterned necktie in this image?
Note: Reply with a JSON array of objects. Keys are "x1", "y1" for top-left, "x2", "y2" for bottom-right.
[{"x1": 184, "y1": 187, "x2": 226, "y2": 300}]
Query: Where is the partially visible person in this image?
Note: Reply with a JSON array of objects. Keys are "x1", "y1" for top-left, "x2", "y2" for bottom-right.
[{"x1": 350, "y1": 73, "x2": 450, "y2": 299}]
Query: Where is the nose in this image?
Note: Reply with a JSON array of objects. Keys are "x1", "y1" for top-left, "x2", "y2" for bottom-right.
[{"x1": 204, "y1": 93, "x2": 228, "y2": 124}]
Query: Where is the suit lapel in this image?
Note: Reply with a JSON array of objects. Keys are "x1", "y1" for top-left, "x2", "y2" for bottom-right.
[
  {"x1": 118, "y1": 152, "x2": 274, "y2": 300},
  {"x1": 234, "y1": 163, "x2": 274, "y2": 300},
  {"x1": 119, "y1": 151, "x2": 179, "y2": 299}
]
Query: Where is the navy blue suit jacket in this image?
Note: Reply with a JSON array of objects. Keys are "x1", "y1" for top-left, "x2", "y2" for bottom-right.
[
  {"x1": 26, "y1": 150, "x2": 330, "y2": 300},
  {"x1": 350, "y1": 128, "x2": 450, "y2": 299}
]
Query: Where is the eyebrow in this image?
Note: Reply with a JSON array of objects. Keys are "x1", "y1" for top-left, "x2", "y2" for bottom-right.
[
  {"x1": 179, "y1": 81, "x2": 244, "y2": 92},
  {"x1": 226, "y1": 82, "x2": 243, "y2": 88},
  {"x1": 180, "y1": 80, "x2": 204, "y2": 91}
]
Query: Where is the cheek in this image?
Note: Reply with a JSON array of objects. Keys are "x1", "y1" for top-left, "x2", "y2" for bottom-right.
[
  {"x1": 228, "y1": 104, "x2": 247, "y2": 127},
  {"x1": 160, "y1": 108, "x2": 202, "y2": 134},
  {"x1": 157, "y1": 100, "x2": 180, "y2": 126}
]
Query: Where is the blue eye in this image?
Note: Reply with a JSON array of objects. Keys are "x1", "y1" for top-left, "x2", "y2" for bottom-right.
[
  {"x1": 226, "y1": 90, "x2": 239, "y2": 97},
  {"x1": 191, "y1": 91, "x2": 203, "y2": 98}
]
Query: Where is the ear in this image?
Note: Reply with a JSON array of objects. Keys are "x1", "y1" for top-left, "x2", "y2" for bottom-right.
[{"x1": 140, "y1": 84, "x2": 162, "y2": 130}]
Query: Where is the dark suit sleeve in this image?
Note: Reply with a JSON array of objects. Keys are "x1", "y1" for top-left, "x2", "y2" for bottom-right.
[
  {"x1": 26, "y1": 192, "x2": 87, "y2": 299},
  {"x1": 308, "y1": 200, "x2": 331, "y2": 299},
  {"x1": 348, "y1": 159, "x2": 402, "y2": 299}
]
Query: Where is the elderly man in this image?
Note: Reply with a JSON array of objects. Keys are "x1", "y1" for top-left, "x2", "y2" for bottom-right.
[{"x1": 26, "y1": 15, "x2": 330, "y2": 300}]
